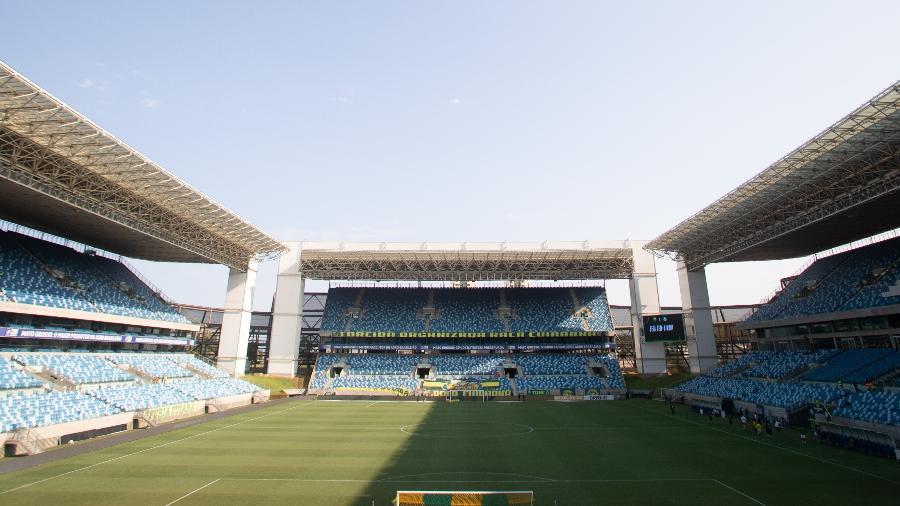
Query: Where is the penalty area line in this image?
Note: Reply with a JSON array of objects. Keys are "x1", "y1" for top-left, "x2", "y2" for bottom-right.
[
  {"x1": 712, "y1": 479, "x2": 767, "y2": 506},
  {"x1": 163, "y1": 478, "x2": 221, "y2": 506}
]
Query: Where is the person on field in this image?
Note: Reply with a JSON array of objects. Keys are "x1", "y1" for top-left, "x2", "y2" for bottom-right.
[{"x1": 740, "y1": 414, "x2": 748, "y2": 430}]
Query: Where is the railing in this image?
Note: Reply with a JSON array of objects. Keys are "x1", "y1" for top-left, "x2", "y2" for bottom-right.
[
  {"x1": 0, "y1": 218, "x2": 178, "y2": 306},
  {"x1": 12, "y1": 428, "x2": 57, "y2": 455},
  {"x1": 754, "y1": 227, "x2": 900, "y2": 307}
]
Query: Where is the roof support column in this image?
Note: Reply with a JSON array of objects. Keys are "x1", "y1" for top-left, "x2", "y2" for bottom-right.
[
  {"x1": 268, "y1": 242, "x2": 303, "y2": 377},
  {"x1": 677, "y1": 260, "x2": 717, "y2": 373},
  {"x1": 217, "y1": 260, "x2": 258, "y2": 376},
  {"x1": 629, "y1": 241, "x2": 666, "y2": 374}
]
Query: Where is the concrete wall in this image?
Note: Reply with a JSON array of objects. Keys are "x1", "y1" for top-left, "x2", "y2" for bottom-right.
[
  {"x1": 268, "y1": 242, "x2": 304, "y2": 377},
  {"x1": 629, "y1": 241, "x2": 666, "y2": 374},
  {"x1": 217, "y1": 260, "x2": 258, "y2": 375},
  {"x1": 677, "y1": 260, "x2": 718, "y2": 373}
]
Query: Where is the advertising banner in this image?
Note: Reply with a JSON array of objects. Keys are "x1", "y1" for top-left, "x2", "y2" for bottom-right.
[{"x1": 0, "y1": 327, "x2": 194, "y2": 346}]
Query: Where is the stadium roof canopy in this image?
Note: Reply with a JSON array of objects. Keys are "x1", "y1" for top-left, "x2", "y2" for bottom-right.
[
  {"x1": 297, "y1": 241, "x2": 636, "y2": 281},
  {"x1": 647, "y1": 81, "x2": 900, "y2": 271},
  {"x1": 0, "y1": 61, "x2": 285, "y2": 270}
]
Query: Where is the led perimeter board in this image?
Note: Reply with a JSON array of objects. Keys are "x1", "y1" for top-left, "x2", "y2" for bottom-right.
[{"x1": 642, "y1": 314, "x2": 685, "y2": 342}]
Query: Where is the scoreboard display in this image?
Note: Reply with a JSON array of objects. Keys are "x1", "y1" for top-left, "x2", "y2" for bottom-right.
[{"x1": 642, "y1": 314, "x2": 685, "y2": 342}]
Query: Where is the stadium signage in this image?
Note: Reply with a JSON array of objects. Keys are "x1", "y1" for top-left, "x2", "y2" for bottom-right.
[
  {"x1": 0, "y1": 327, "x2": 194, "y2": 346},
  {"x1": 641, "y1": 314, "x2": 686, "y2": 342},
  {"x1": 327, "y1": 331, "x2": 607, "y2": 338},
  {"x1": 323, "y1": 343, "x2": 613, "y2": 351}
]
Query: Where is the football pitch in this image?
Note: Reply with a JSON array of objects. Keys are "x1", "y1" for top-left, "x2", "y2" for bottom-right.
[{"x1": 0, "y1": 399, "x2": 897, "y2": 505}]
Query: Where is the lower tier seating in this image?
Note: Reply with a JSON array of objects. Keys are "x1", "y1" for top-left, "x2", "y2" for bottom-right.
[
  {"x1": 88, "y1": 383, "x2": 196, "y2": 411},
  {"x1": 13, "y1": 354, "x2": 136, "y2": 384},
  {"x1": 0, "y1": 356, "x2": 43, "y2": 390},
  {"x1": 169, "y1": 378, "x2": 261, "y2": 400},
  {"x1": 332, "y1": 375, "x2": 418, "y2": 392},
  {"x1": 107, "y1": 354, "x2": 194, "y2": 380},
  {"x1": 832, "y1": 391, "x2": 900, "y2": 426},
  {"x1": 517, "y1": 375, "x2": 604, "y2": 391},
  {"x1": 674, "y1": 376, "x2": 845, "y2": 410},
  {"x1": 801, "y1": 349, "x2": 898, "y2": 383},
  {"x1": 0, "y1": 391, "x2": 121, "y2": 433},
  {"x1": 312, "y1": 353, "x2": 625, "y2": 393}
]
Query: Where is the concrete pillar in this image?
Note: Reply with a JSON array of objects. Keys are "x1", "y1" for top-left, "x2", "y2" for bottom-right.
[
  {"x1": 629, "y1": 241, "x2": 666, "y2": 374},
  {"x1": 267, "y1": 242, "x2": 304, "y2": 377},
  {"x1": 677, "y1": 259, "x2": 718, "y2": 373},
  {"x1": 217, "y1": 260, "x2": 258, "y2": 376}
]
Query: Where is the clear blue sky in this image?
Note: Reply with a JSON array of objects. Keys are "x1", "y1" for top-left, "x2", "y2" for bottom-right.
[{"x1": 3, "y1": 1, "x2": 899, "y2": 310}]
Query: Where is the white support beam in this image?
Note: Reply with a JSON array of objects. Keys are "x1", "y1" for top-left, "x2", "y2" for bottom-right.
[
  {"x1": 217, "y1": 260, "x2": 258, "y2": 376},
  {"x1": 268, "y1": 242, "x2": 304, "y2": 377},
  {"x1": 677, "y1": 260, "x2": 718, "y2": 373},
  {"x1": 629, "y1": 241, "x2": 666, "y2": 374}
]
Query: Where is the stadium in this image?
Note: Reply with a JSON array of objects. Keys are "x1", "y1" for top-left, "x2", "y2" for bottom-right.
[{"x1": 1, "y1": 17, "x2": 900, "y2": 506}]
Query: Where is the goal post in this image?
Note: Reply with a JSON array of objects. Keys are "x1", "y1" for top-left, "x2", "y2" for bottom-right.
[{"x1": 394, "y1": 490, "x2": 533, "y2": 506}]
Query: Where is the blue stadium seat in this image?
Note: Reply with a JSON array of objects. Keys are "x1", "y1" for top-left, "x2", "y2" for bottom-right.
[
  {"x1": 0, "y1": 355, "x2": 44, "y2": 390},
  {"x1": 13, "y1": 353, "x2": 135, "y2": 385},
  {"x1": 833, "y1": 391, "x2": 900, "y2": 426},
  {"x1": 0, "y1": 391, "x2": 121, "y2": 433},
  {"x1": 0, "y1": 232, "x2": 190, "y2": 323}
]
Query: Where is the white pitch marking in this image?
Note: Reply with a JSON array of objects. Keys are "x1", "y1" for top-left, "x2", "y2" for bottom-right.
[
  {"x1": 712, "y1": 479, "x2": 767, "y2": 506},
  {"x1": 629, "y1": 402, "x2": 900, "y2": 485},
  {"x1": 0, "y1": 402, "x2": 311, "y2": 496},
  {"x1": 399, "y1": 422, "x2": 534, "y2": 439},
  {"x1": 377, "y1": 471, "x2": 557, "y2": 482},
  {"x1": 163, "y1": 478, "x2": 221, "y2": 506}
]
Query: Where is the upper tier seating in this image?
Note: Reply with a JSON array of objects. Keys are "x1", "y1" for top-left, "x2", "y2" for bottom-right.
[
  {"x1": 106, "y1": 354, "x2": 194, "y2": 380},
  {"x1": 320, "y1": 287, "x2": 614, "y2": 333},
  {"x1": 430, "y1": 289, "x2": 504, "y2": 332},
  {"x1": 0, "y1": 356, "x2": 43, "y2": 390},
  {"x1": 354, "y1": 289, "x2": 427, "y2": 332},
  {"x1": 516, "y1": 354, "x2": 589, "y2": 375},
  {"x1": 801, "y1": 349, "x2": 897, "y2": 383},
  {"x1": 345, "y1": 354, "x2": 419, "y2": 375},
  {"x1": 88, "y1": 383, "x2": 195, "y2": 411},
  {"x1": 507, "y1": 288, "x2": 579, "y2": 332},
  {"x1": 0, "y1": 232, "x2": 189, "y2": 323},
  {"x1": 570, "y1": 288, "x2": 615, "y2": 331},
  {"x1": 833, "y1": 391, "x2": 900, "y2": 426},
  {"x1": 0, "y1": 233, "x2": 95, "y2": 312},
  {"x1": 675, "y1": 376, "x2": 845, "y2": 410},
  {"x1": 320, "y1": 288, "x2": 357, "y2": 332},
  {"x1": 13, "y1": 353, "x2": 135, "y2": 384},
  {"x1": 0, "y1": 391, "x2": 120, "y2": 433},
  {"x1": 748, "y1": 237, "x2": 900, "y2": 322}
]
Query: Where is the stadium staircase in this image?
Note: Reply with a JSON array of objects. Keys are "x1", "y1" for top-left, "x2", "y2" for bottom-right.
[
  {"x1": 568, "y1": 288, "x2": 581, "y2": 308},
  {"x1": 344, "y1": 288, "x2": 367, "y2": 332},
  {"x1": 7, "y1": 428, "x2": 57, "y2": 456},
  {"x1": 9, "y1": 234, "x2": 96, "y2": 310},
  {"x1": 119, "y1": 365, "x2": 158, "y2": 383}
]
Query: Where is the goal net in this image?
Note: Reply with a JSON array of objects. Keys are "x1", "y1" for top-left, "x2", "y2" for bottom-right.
[{"x1": 395, "y1": 490, "x2": 533, "y2": 506}]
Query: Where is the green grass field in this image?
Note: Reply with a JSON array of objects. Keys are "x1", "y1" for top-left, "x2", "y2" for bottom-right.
[{"x1": 1, "y1": 399, "x2": 897, "y2": 505}]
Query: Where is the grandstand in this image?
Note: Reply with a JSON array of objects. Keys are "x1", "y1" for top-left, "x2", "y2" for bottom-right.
[
  {"x1": 0, "y1": 60, "x2": 284, "y2": 459},
  {"x1": 1, "y1": 31, "x2": 900, "y2": 506},
  {"x1": 0, "y1": 350, "x2": 266, "y2": 454}
]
